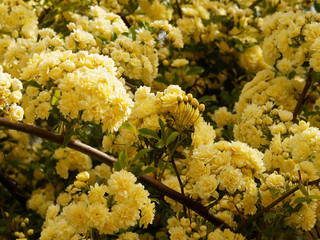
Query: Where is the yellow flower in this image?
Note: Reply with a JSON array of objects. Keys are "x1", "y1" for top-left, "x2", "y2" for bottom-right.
[
  {"x1": 62, "y1": 201, "x2": 90, "y2": 233},
  {"x1": 107, "y1": 170, "x2": 137, "y2": 200},
  {"x1": 139, "y1": 202, "x2": 155, "y2": 228},
  {"x1": 88, "y1": 183, "x2": 108, "y2": 204}
]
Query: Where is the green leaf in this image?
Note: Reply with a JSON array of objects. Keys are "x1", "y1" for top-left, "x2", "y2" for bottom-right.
[
  {"x1": 293, "y1": 197, "x2": 312, "y2": 205},
  {"x1": 155, "y1": 76, "x2": 169, "y2": 86},
  {"x1": 221, "y1": 90, "x2": 231, "y2": 105},
  {"x1": 172, "y1": 71, "x2": 179, "y2": 84},
  {"x1": 138, "y1": 128, "x2": 160, "y2": 140},
  {"x1": 120, "y1": 122, "x2": 136, "y2": 133},
  {"x1": 298, "y1": 182, "x2": 309, "y2": 196},
  {"x1": 128, "y1": 162, "x2": 144, "y2": 176},
  {"x1": 198, "y1": 95, "x2": 216, "y2": 103},
  {"x1": 309, "y1": 194, "x2": 320, "y2": 200},
  {"x1": 133, "y1": 148, "x2": 153, "y2": 162},
  {"x1": 111, "y1": 31, "x2": 118, "y2": 41},
  {"x1": 315, "y1": 0, "x2": 320, "y2": 12},
  {"x1": 158, "y1": 118, "x2": 166, "y2": 142},
  {"x1": 51, "y1": 90, "x2": 60, "y2": 106},
  {"x1": 186, "y1": 66, "x2": 204, "y2": 76},
  {"x1": 21, "y1": 80, "x2": 41, "y2": 88},
  {"x1": 155, "y1": 139, "x2": 165, "y2": 148},
  {"x1": 212, "y1": 15, "x2": 227, "y2": 23},
  {"x1": 143, "y1": 166, "x2": 157, "y2": 175},
  {"x1": 166, "y1": 132, "x2": 179, "y2": 145},
  {"x1": 130, "y1": 27, "x2": 137, "y2": 41},
  {"x1": 114, "y1": 149, "x2": 127, "y2": 171},
  {"x1": 63, "y1": 128, "x2": 74, "y2": 147}
]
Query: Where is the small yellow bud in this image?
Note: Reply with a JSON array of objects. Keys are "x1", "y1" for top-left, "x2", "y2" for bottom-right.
[
  {"x1": 183, "y1": 96, "x2": 188, "y2": 102},
  {"x1": 199, "y1": 104, "x2": 205, "y2": 112},
  {"x1": 190, "y1": 222, "x2": 197, "y2": 229},
  {"x1": 76, "y1": 171, "x2": 90, "y2": 182},
  {"x1": 74, "y1": 180, "x2": 87, "y2": 188},
  {"x1": 191, "y1": 98, "x2": 199, "y2": 108},
  {"x1": 163, "y1": 60, "x2": 169, "y2": 66},
  {"x1": 27, "y1": 229, "x2": 34, "y2": 235},
  {"x1": 21, "y1": 222, "x2": 26, "y2": 228},
  {"x1": 187, "y1": 93, "x2": 193, "y2": 101},
  {"x1": 200, "y1": 225, "x2": 207, "y2": 231},
  {"x1": 193, "y1": 232, "x2": 200, "y2": 239},
  {"x1": 24, "y1": 218, "x2": 29, "y2": 224}
]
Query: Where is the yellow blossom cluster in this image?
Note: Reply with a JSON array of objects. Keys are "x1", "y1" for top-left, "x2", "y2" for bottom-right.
[
  {"x1": 20, "y1": 50, "x2": 133, "y2": 132},
  {"x1": 234, "y1": 102, "x2": 294, "y2": 149},
  {"x1": 284, "y1": 187, "x2": 320, "y2": 232},
  {"x1": 65, "y1": 6, "x2": 128, "y2": 51},
  {"x1": 138, "y1": 0, "x2": 173, "y2": 21},
  {"x1": 27, "y1": 183, "x2": 56, "y2": 217},
  {"x1": 64, "y1": 6, "x2": 183, "y2": 85},
  {"x1": 166, "y1": 215, "x2": 246, "y2": 240},
  {"x1": 262, "y1": 10, "x2": 320, "y2": 73},
  {"x1": 167, "y1": 216, "x2": 210, "y2": 240},
  {"x1": 0, "y1": 0, "x2": 38, "y2": 39},
  {"x1": 0, "y1": 129, "x2": 35, "y2": 185},
  {"x1": 39, "y1": 170, "x2": 155, "y2": 239},
  {"x1": 186, "y1": 140, "x2": 265, "y2": 219},
  {"x1": 0, "y1": 0, "x2": 66, "y2": 78},
  {"x1": 235, "y1": 69, "x2": 302, "y2": 117},
  {"x1": 264, "y1": 121, "x2": 320, "y2": 182},
  {"x1": 53, "y1": 147, "x2": 92, "y2": 179},
  {"x1": 210, "y1": 106, "x2": 235, "y2": 138},
  {"x1": 102, "y1": 85, "x2": 205, "y2": 159},
  {"x1": 0, "y1": 67, "x2": 23, "y2": 121}
]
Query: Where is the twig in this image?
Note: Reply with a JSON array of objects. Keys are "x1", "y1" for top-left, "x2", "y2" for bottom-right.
[
  {"x1": 292, "y1": 68, "x2": 313, "y2": 122},
  {"x1": 125, "y1": 81, "x2": 138, "y2": 92},
  {"x1": 237, "y1": 177, "x2": 320, "y2": 232},
  {"x1": 0, "y1": 117, "x2": 233, "y2": 230},
  {"x1": 172, "y1": 159, "x2": 187, "y2": 215},
  {"x1": 120, "y1": 15, "x2": 131, "y2": 29},
  {"x1": 176, "y1": 0, "x2": 183, "y2": 18}
]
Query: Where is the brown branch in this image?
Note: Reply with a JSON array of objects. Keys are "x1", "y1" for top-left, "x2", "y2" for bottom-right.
[
  {"x1": 125, "y1": 81, "x2": 138, "y2": 92},
  {"x1": 0, "y1": 117, "x2": 232, "y2": 230},
  {"x1": 292, "y1": 68, "x2": 313, "y2": 123},
  {"x1": 237, "y1": 178, "x2": 320, "y2": 232},
  {"x1": 120, "y1": 15, "x2": 131, "y2": 29}
]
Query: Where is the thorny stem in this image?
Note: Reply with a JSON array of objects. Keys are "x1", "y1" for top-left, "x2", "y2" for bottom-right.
[
  {"x1": 292, "y1": 68, "x2": 313, "y2": 123},
  {"x1": 0, "y1": 117, "x2": 232, "y2": 230},
  {"x1": 237, "y1": 177, "x2": 320, "y2": 232}
]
